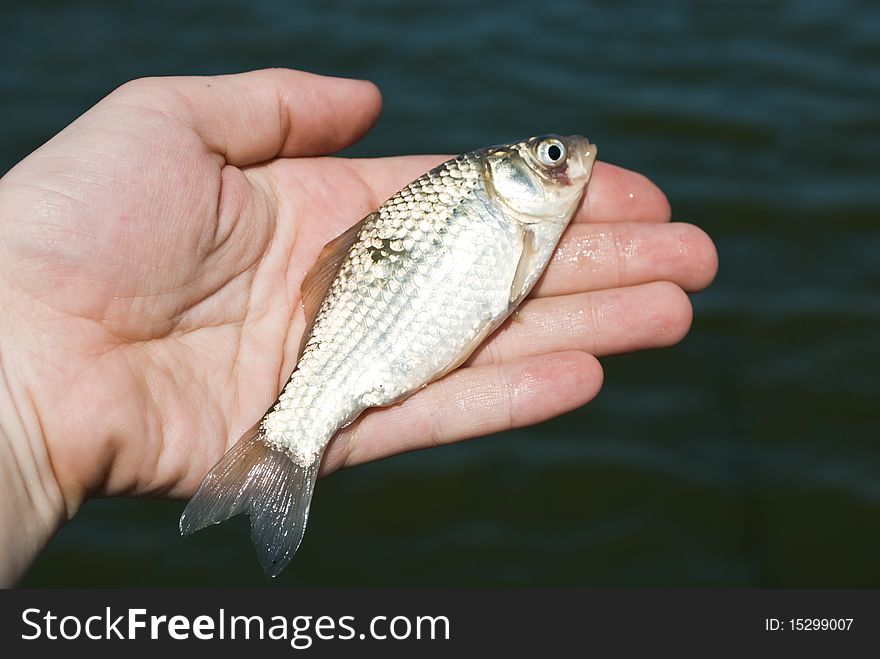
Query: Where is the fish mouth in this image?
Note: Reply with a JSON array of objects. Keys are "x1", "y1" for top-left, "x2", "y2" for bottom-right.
[{"x1": 563, "y1": 135, "x2": 598, "y2": 183}]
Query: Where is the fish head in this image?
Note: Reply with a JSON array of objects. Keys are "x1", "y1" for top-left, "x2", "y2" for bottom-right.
[{"x1": 483, "y1": 134, "x2": 597, "y2": 225}]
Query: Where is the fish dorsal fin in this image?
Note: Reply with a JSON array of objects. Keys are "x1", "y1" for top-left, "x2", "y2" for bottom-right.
[
  {"x1": 509, "y1": 225, "x2": 538, "y2": 306},
  {"x1": 298, "y1": 216, "x2": 370, "y2": 357}
]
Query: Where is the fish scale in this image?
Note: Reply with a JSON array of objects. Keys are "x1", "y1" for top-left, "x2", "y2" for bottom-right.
[
  {"x1": 263, "y1": 153, "x2": 520, "y2": 467},
  {"x1": 181, "y1": 134, "x2": 597, "y2": 576}
]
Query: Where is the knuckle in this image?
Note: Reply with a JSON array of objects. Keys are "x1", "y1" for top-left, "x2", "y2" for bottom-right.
[
  {"x1": 493, "y1": 366, "x2": 516, "y2": 431},
  {"x1": 112, "y1": 76, "x2": 161, "y2": 98},
  {"x1": 611, "y1": 225, "x2": 636, "y2": 286}
]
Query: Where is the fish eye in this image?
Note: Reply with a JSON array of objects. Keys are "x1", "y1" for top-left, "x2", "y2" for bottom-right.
[{"x1": 535, "y1": 138, "x2": 567, "y2": 167}]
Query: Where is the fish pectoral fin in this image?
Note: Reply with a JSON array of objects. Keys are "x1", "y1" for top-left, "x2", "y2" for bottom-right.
[
  {"x1": 179, "y1": 423, "x2": 321, "y2": 578},
  {"x1": 298, "y1": 214, "x2": 373, "y2": 358},
  {"x1": 509, "y1": 226, "x2": 539, "y2": 306}
]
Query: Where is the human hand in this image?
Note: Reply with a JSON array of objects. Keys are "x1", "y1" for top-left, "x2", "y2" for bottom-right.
[{"x1": 0, "y1": 69, "x2": 717, "y2": 584}]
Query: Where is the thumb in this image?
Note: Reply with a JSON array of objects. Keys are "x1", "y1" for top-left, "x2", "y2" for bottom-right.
[{"x1": 107, "y1": 68, "x2": 383, "y2": 166}]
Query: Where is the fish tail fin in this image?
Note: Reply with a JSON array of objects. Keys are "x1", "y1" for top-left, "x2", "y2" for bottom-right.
[{"x1": 179, "y1": 422, "x2": 320, "y2": 578}]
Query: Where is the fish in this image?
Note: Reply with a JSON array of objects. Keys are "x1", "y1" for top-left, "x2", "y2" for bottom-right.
[{"x1": 179, "y1": 134, "x2": 598, "y2": 576}]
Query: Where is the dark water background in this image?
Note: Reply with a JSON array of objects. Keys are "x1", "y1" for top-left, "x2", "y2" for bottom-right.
[{"x1": 2, "y1": 0, "x2": 878, "y2": 586}]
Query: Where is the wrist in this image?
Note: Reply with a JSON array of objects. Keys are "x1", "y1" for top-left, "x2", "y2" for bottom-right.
[{"x1": 0, "y1": 351, "x2": 66, "y2": 586}]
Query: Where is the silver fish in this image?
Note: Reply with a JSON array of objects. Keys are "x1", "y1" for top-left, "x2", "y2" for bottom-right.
[{"x1": 180, "y1": 134, "x2": 597, "y2": 575}]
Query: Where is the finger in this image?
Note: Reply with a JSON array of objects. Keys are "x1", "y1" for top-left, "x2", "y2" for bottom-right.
[
  {"x1": 346, "y1": 157, "x2": 670, "y2": 223},
  {"x1": 532, "y1": 221, "x2": 718, "y2": 298},
  {"x1": 468, "y1": 281, "x2": 693, "y2": 368},
  {"x1": 320, "y1": 351, "x2": 603, "y2": 473},
  {"x1": 111, "y1": 69, "x2": 383, "y2": 165},
  {"x1": 578, "y1": 162, "x2": 671, "y2": 223}
]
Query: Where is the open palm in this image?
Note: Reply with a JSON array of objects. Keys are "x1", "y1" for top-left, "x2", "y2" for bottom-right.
[{"x1": 0, "y1": 70, "x2": 716, "y2": 581}]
